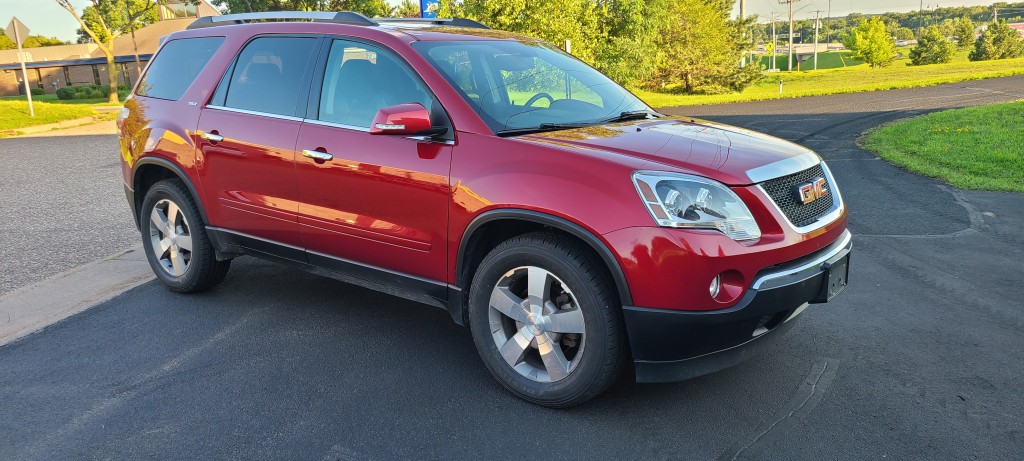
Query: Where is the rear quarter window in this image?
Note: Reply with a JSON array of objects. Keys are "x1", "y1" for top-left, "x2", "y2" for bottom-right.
[{"x1": 136, "y1": 37, "x2": 224, "y2": 101}]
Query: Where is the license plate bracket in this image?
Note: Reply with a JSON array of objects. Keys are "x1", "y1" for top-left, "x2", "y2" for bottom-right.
[{"x1": 812, "y1": 254, "x2": 849, "y2": 303}]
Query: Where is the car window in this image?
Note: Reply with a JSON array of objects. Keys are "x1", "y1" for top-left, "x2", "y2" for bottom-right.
[
  {"x1": 221, "y1": 37, "x2": 317, "y2": 116},
  {"x1": 415, "y1": 41, "x2": 648, "y2": 134},
  {"x1": 136, "y1": 37, "x2": 224, "y2": 101},
  {"x1": 318, "y1": 40, "x2": 433, "y2": 128}
]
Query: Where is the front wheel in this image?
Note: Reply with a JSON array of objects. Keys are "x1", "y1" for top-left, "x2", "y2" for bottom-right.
[
  {"x1": 139, "y1": 179, "x2": 230, "y2": 292},
  {"x1": 468, "y1": 232, "x2": 627, "y2": 407}
]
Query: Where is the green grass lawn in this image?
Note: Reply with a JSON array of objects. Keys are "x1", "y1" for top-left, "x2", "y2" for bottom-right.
[
  {"x1": 1, "y1": 93, "x2": 125, "y2": 106},
  {"x1": 862, "y1": 101, "x2": 1024, "y2": 192},
  {"x1": 0, "y1": 100, "x2": 97, "y2": 132}
]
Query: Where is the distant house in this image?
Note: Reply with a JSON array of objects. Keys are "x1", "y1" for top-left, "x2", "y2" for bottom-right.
[
  {"x1": 0, "y1": 0, "x2": 220, "y2": 97},
  {"x1": 1009, "y1": 23, "x2": 1024, "y2": 38}
]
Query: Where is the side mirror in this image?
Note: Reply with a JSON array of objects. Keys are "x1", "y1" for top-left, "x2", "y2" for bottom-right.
[{"x1": 370, "y1": 103, "x2": 447, "y2": 137}]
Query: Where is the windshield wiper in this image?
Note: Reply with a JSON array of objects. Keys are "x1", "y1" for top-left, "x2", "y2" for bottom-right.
[
  {"x1": 496, "y1": 122, "x2": 591, "y2": 137},
  {"x1": 600, "y1": 110, "x2": 655, "y2": 123}
]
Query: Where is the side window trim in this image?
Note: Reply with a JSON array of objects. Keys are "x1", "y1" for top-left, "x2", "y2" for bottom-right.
[
  {"x1": 305, "y1": 35, "x2": 454, "y2": 140},
  {"x1": 209, "y1": 33, "x2": 324, "y2": 118}
]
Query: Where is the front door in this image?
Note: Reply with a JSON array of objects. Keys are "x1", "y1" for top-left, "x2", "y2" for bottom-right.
[
  {"x1": 295, "y1": 39, "x2": 453, "y2": 285},
  {"x1": 196, "y1": 35, "x2": 319, "y2": 251}
]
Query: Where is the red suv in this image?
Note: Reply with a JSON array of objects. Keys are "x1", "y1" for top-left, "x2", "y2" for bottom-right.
[{"x1": 119, "y1": 12, "x2": 851, "y2": 407}]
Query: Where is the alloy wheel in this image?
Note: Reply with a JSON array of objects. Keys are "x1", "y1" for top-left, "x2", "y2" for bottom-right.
[{"x1": 148, "y1": 199, "x2": 193, "y2": 277}]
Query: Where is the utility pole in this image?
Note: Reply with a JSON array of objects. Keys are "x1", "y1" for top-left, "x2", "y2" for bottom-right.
[
  {"x1": 770, "y1": 12, "x2": 781, "y2": 71},
  {"x1": 739, "y1": 0, "x2": 747, "y2": 67},
  {"x1": 812, "y1": 10, "x2": 824, "y2": 70},
  {"x1": 780, "y1": 0, "x2": 799, "y2": 72}
]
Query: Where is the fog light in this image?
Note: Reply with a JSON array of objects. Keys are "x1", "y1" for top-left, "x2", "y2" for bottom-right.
[{"x1": 709, "y1": 275, "x2": 721, "y2": 298}]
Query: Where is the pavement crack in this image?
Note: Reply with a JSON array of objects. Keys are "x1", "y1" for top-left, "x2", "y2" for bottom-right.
[{"x1": 719, "y1": 359, "x2": 839, "y2": 461}]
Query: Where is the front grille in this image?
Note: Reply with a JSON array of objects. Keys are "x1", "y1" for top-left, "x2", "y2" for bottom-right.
[{"x1": 760, "y1": 164, "x2": 835, "y2": 228}]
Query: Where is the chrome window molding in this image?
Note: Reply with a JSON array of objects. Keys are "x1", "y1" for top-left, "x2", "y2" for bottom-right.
[
  {"x1": 204, "y1": 105, "x2": 304, "y2": 122},
  {"x1": 752, "y1": 229, "x2": 852, "y2": 291},
  {"x1": 757, "y1": 161, "x2": 845, "y2": 235},
  {"x1": 746, "y1": 151, "x2": 820, "y2": 184},
  {"x1": 303, "y1": 118, "x2": 371, "y2": 132}
]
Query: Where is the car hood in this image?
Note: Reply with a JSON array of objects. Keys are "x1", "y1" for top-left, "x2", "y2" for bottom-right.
[{"x1": 516, "y1": 118, "x2": 819, "y2": 185}]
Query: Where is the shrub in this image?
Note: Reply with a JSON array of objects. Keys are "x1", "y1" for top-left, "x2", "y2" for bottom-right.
[
  {"x1": 30, "y1": 88, "x2": 45, "y2": 96},
  {"x1": 55, "y1": 87, "x2": 76, "y2": 100},
  {"x1": 970, "y1": 20, "x2": 1024, "y2": 61},
  {"x1": 910, "y1": 26, "x2": 957, "y2": 65}
]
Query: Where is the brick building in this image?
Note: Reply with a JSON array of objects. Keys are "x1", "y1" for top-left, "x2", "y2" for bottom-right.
[{"x1": 0, "y1": 0, "x2": 220, "y2": 96}]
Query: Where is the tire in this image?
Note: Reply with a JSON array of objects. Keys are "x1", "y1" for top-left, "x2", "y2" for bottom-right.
[
  {"x1": 139, "y1": 179, "x2": 230, "y2": 293},
  {"x1": 467, "y1": 232, "x2": 627, "y2": 408}
]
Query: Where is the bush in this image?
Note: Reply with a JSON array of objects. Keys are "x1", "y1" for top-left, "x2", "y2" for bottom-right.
[
  {"x1": 970, "y1": 20, "x2": 1024, "y2": 61},
  {"x1": 55, "y1": 87, "x2": 75, "y2": 100},
  {"x1": 30, "y1": 88, "x2": 45, "y2": 96},
  {"x1": 910, "y1": 26, "x2": 957, "y2": 65}
]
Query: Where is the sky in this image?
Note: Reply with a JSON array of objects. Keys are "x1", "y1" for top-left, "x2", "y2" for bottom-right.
[{"x1": 0, "y1": 0, "x2": 1009, "y2": 43}]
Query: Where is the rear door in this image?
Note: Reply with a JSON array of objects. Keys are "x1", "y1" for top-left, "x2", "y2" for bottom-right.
[
  {"x1": 294, "y1": 38, "x2": 454, "y2": 286},
  {"x1": 196, "y1": 35, "x2": 320, "y2": 252}
]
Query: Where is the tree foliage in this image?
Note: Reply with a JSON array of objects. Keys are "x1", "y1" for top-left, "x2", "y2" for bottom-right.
[
  {"x1": 910, "y1": 26, "x2": 956, "y2": 65},
  {"x1": 211, "y1": 0, "x2": 391, "y2": 17},
  {"x1": 952, "y1": 16, "x2": 976, "y2": 50},
  {"x1": 970, "y1": 20, "x2": 1024, "y2": 61},
  {"x1": 437, "y1": 0, "x2": 760, "y2": 94},
  {"x1": 0, "y1": 31, "x2": 68, "y2": 50},
  {"x1": 843, "y1": 17, "x2": 897, "y2": 68},
  {"x1": 393, "y1": 0, "x2": 421, "y2": 18}
]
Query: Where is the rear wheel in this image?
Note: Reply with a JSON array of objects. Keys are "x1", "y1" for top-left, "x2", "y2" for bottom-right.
[
  {"x1": 468, "y1": 232, "x2": 626, "y2": 407},
  {"x1": 140, "y1": 179, "x2": 229, "y2": 292}
]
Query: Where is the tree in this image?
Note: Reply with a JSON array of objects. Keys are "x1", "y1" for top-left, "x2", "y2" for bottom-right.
[
  {"x1": 56, "y1": 0, "x2": 160, "y2": 103},
  {"x1": 393, "y1": 0, "x2": 421, "y2": 18},
  {"x1": 437, "y1": 0, "x2": 607, "y2": 65},
  {"x1": 952, "y1": 16, "x2": 976, "y2": 50},
  {"x1": 212, "y1": 0, "x2": 391, "y2": 17},
  {"x1": 649, "y1": 0, "x2": 760, "y2": 93},
  {"x1": 910, "y1": 26, "x2": 956, "y2": 65},
  {"x1": 843, "y1": 17, "x2": 897, "y2": 68},
  {"x1": 969, "y1": 20, "x2": 1024, "y2": 61},
  {"x1": 1, "y1": 31, "x2": 68, "y2": 49}
]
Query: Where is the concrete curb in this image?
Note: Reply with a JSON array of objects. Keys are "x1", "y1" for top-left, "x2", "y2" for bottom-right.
[
  {"x1": 0, "y1": 246, "x2": 154, "y2": 347},
  {"x1": 1, "y1": 116, "x2": 102, "y2": 137}
]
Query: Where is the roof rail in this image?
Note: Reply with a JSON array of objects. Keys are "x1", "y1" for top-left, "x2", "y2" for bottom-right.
[
  {"x1": 374, "y1": 18, "x2": 491, "y2": 29},
  {"x1": 187, "y1": 11, "x2": 378, "y2": 30}
]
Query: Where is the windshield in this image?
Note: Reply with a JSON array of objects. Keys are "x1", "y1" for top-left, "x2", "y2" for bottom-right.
[{"x1": 413, "y1": 40, "x2": 651, "y2": 135}]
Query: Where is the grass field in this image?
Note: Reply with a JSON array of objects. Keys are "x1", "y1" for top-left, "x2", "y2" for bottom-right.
[
  {"x1": 862, "y1": 101, "x2": 1024, "y2": 192},
  {"x1": 0, "y1": 93, "x2": 125, "y2": 106},
  {"x1": 0, "y1": 100, "x2": 97, "y2": 133},
  {"x1": 637, "y1": 56, "x2": 1024, "y2": 108}
]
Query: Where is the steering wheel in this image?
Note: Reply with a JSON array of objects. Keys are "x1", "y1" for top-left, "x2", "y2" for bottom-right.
[{"x1": 524, "y1": 92, "x2": 555, "y2": 107}]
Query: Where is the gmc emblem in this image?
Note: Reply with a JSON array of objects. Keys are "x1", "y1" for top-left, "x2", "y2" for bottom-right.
[{"x1": 795, "y1": 178, "x2": 829, "y2": 204}]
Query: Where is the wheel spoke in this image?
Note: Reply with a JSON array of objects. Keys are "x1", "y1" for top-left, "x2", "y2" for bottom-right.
[
  {"x1": 165, "y1": 202, "x2": 181, "y2": 231},
  {"x1": 499, "y1": 327, "x2": 532, "y2": 367},
  {"x1": 158, "y1": 237, "x2": 173, "y2": 253},
  {"x1": 527, "y1": 267, "x2": 552, "y2": 307},
  {"x1": 169, "y1": 249, "x2": 186, "y2": 275},
  {"x1": 537, "y1": 333, "x2": 571, "y2": 381},
  {"x1": 150, "y1": 207, "x2": 169, "y2": 236},
  {"x1": 490, "y1": 287, "x2": 530, "y2": 323},
  {"x1": 176, "y1": 235, "x2": 193, "y2": 252},
  {"x1": 546, "y1": 308, "x2": 585, "y2": 334}
]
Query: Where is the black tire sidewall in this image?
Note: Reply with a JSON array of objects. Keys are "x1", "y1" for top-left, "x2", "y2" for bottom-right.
[{"x1": 468, "y1": 235, "x2": 621, "y2": 406}]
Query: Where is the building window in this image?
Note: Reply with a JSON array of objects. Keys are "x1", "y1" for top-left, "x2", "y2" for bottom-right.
[
  {"x1": 92, "y1": 65, "x2": 101, "y2": 85},
  {"x1": 34, "y1": 69, "x2": 44, "y2": 89},
  {"x1": 63, "y1": 67, "x2": 71, "y2": 85}
]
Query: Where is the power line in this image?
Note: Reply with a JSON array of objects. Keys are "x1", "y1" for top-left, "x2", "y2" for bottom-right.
[{"x1": 779, "y1": 0, "x2": 799, "y2": 72}]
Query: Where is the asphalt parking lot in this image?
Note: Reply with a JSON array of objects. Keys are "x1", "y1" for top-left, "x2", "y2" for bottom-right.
[{"x1": 1, "y1": 76, "x2": 1022, "y2": 459}]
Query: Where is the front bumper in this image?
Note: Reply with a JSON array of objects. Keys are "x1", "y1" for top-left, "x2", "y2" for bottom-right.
[{"x1": 624, "y1": 230, "x2": 852, "y2": 383}]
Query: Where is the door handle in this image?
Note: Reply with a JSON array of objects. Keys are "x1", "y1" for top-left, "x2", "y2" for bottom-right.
[
  {"x1": 302, "y1": 149, "x2": 334, "y2": 162},
  {"x1": 200, "y1": 131, "x2": 224, "y2": 143}
]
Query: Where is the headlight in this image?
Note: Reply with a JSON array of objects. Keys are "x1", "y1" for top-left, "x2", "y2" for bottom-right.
[{"x1": 632, "y1": 171, "x2": 761, "y2": 241}]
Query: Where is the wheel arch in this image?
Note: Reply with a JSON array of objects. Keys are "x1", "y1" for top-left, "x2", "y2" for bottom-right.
[
  {"x1": 453, "y1": 209, "x2": 634, "y2": 324},
  {"x1": 131, "y1": 157, "x2": 208, "y2": 229}
]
